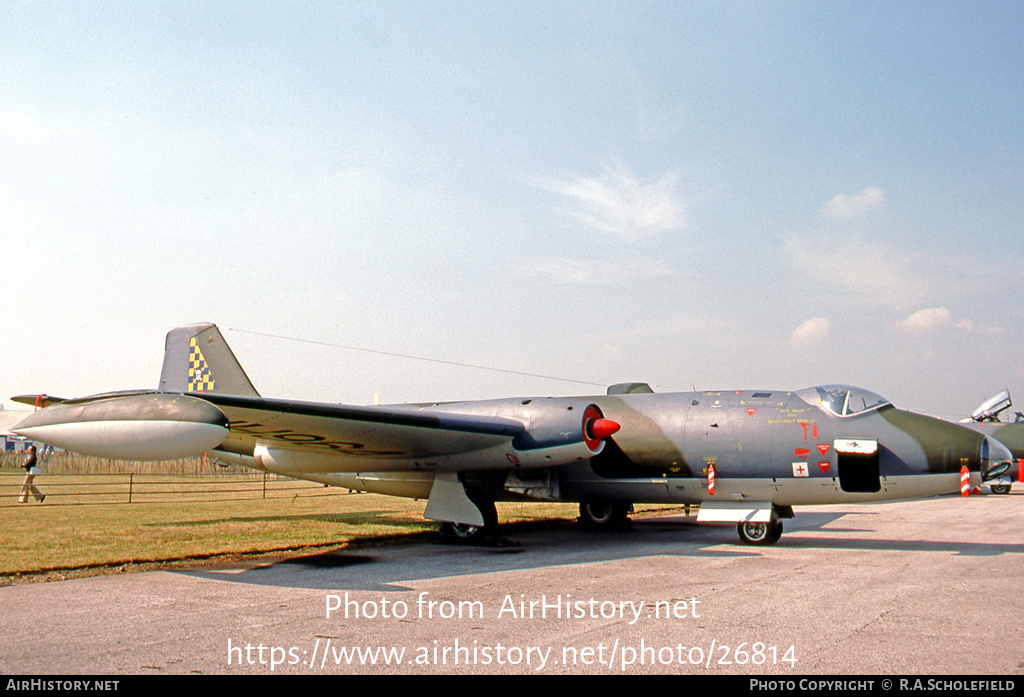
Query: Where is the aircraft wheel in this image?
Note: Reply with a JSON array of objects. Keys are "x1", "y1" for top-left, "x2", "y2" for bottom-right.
[
  {"x1": 991, "y1": 483, "x2": 1011, "y2": 495},
  {"x1": 439, "y1": 521, "x2": 486, "y2": 541},
  {"x1": 438, "y1": 488, "x2": 499, "y2": 544},
  {"x1": 736, "y1": 518, "x2": 783, "y2": 545},
  {"x1": 579, "y1": 501, "x2": 631, "y2": 529}
]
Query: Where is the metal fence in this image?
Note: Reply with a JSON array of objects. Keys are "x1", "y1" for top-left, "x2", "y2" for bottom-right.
[
  {"x1": 0, "y1": 451, "x2": 231, "y2": 475},
  {"x1": 0, "y1": 472, "x2": 353, "y2": 508}
]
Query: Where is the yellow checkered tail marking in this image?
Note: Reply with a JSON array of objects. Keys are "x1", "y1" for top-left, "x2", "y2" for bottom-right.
[{"x1": 187, "y1": 337, "x2": 217, "y2": 392}]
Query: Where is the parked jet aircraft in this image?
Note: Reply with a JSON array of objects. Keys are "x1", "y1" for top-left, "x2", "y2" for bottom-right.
[
  {"x1": 12, "y1": 324, "x2": 1015, "y2": 545},
  {"x1": 956, "y1": 389, "x2": 1024, "y2": 494}
]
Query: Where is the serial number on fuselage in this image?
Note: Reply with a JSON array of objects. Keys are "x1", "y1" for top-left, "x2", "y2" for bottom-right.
[{"x1": 228, "y1": 420, "x2": 405, "y2": 457}]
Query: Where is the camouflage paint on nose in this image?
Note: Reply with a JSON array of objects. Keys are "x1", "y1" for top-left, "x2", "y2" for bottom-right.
[{"x1": 881, "y1": 408, "x2": 986, "y2": 474}]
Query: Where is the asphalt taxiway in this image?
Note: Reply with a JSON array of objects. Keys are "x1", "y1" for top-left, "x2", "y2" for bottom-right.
[{"x1": 2, "y1": 492, "x2": 1022, "y2": 675}]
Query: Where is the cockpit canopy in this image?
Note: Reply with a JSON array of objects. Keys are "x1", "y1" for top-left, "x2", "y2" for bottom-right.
[{"x1": 796, "y1": 385, "x2": 892, "y2": 418}]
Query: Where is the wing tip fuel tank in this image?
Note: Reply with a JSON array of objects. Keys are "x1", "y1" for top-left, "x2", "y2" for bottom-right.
[{"x1": 13, "y1": 392, "x2": 230, "y2": 461}]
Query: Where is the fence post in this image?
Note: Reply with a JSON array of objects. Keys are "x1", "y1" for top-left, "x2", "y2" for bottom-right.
[
  {"x1": 129, "y1": 473, "x2": 133, "y2": 503},
  {"x1": 263, "y1": 471, "x2": 267, "y2": 499}
]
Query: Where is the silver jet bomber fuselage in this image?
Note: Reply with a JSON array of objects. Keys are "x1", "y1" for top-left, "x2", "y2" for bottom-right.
[{"x1": 11, "y1": 324, "x2": 1013, "y2": 546}]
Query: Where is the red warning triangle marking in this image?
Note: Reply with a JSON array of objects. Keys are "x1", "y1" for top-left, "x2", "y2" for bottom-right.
[
  {"x1": 747, "y1": 408, "x2": 757, "y2": 416},
  {"x1": 818, "y1": 461, "x2": 831, "y2": 474},
  {"x1": 817, "y1": 444, "x2": 830, "y2": 456}
]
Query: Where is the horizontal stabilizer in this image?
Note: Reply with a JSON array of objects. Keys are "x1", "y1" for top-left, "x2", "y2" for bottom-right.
[{"x1": 11, "y1": 394, "x2": 68, "y2": 408}]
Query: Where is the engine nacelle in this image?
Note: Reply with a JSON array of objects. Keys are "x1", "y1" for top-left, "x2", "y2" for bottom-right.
[
  {"x1": 244, "y1": 399, "x2": 621, "y2": 475},
  {"x1": 424, "y1": 397, "x2": 618, "y2": 454}
]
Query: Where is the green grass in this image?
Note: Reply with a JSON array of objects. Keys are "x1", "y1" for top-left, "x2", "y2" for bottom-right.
[{"x1": 0, "y1": 472, "x2": 585, "y2": 582}]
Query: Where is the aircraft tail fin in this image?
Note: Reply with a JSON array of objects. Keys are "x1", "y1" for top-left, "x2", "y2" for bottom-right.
[{"x1": 159, "y1": 324, "x2": 261, "y2": 397}]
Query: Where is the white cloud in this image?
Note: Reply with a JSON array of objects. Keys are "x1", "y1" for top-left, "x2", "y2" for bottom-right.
[
  {"x1": 823, "y1": 186, "x2": 886, "y2": 219},
  {"x1": 790, "y1": 317, "x2": 831, "y2": 347},
  {"x1": 545, "y1": 163, "x2": 687, "y2": 241},
  {"x1": 895, "y1": 307, "x2": 975, "y2": 334},
  {"x1": 896, "y1": 306, "x2": 953, "y2": 333}
]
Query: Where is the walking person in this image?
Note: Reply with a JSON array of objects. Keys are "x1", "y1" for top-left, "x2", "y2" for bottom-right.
[{"x1": 19, "y1": 445, "x2": 45, "y2": 503}]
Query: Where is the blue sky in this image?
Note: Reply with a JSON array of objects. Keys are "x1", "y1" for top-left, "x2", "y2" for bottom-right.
[{"x1": 2, "y1": 1, "x2": 1022, "y2": 418}]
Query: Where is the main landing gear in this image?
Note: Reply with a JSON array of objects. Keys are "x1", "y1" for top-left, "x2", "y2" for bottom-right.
[
  {"x1": 436, "y1": 489, "x2": 515, "y2": 547},
  {"x1": 438, "y1": 521, "x2": 492, "y2": 543},
  {"x1": 577, "y1": 501, "x2": 632, "y2": 529}
]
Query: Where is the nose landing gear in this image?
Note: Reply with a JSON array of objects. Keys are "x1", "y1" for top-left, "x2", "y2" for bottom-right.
[{"x1": 736, "y1": 513, "x2": 784, "y2": 545}]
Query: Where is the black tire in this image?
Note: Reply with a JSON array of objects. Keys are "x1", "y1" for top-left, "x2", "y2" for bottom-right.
[
  {"x1": 439, "y1": 521, "x2": 486, "y2": 541},
  {"x1": 736, "y1": 517, "x2": 783, "y2": 545},
  {"x1": 438, "y1": 487, "x2": 499, "y2": 544},
  {"x1": 579, "y1": 501, "x2": 631, "y2": 529},
  {"x1": 991, "y1": 483, "x2": 1011, "y2": 495}
]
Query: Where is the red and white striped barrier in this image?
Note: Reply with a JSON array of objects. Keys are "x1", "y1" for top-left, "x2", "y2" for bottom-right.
[
  {"x1": 708, "y1": 463, "x2": 716, "y2": 496},
  {"x1": 960, "y1": 465, "x2": 970, "y2": 497}
]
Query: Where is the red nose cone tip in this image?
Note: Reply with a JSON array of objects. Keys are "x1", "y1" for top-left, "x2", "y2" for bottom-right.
[{"x1": 590, "y1": 418, "x2": 621, "y2": 440}]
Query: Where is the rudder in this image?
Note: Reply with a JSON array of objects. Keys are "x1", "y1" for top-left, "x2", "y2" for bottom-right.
[{"x1": 158, "y1": 324, "x2": 260, "y2": 397}]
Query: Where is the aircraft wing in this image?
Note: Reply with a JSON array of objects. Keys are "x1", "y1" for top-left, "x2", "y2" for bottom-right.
[
  {"x1": 12, "y1": 388, "x2": 618, "y2": 472},
  {"x1": 11, "y1": 323, "x2": 619, "y2": 473},
  {"x1": 198, "y1": 392, "x2": 528, "y2": 459}
]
